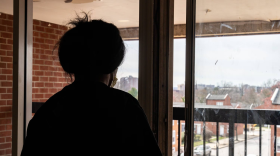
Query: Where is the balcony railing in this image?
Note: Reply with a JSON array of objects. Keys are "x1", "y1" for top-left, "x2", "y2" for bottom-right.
[{"x1": 173, "y1": 107, "x2": 280, "y2": 156}]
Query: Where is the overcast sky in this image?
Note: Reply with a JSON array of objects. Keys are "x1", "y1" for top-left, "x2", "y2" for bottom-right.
[{"x1": 118, "y1": 34, "x2": 280, "y2": 88}]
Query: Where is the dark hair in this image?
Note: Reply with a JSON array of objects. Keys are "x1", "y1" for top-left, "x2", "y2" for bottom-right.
[{"x1": 57, "y1": 13, "x2": 125, "y2": 81}]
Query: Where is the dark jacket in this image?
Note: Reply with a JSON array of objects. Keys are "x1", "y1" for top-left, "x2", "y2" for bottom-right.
[{"x1": 21, "y1": 81, "x2": 162, "y2": 156}]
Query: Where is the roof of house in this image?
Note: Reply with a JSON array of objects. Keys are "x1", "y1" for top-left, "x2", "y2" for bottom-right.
[
  {"x1": 271, "y1": 88, "x2": 280, "y2": 105},
  {"x1": 206, "y1": 93, "x2": 228, "y2": 100}
]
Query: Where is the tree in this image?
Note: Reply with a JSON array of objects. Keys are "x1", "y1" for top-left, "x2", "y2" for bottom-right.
[
  {"x1": 195, "y1": 89, "x2": 208, "y2": 103},
  {"x1": 128, "y1": 87, "x2": 138, "y2": 99}
]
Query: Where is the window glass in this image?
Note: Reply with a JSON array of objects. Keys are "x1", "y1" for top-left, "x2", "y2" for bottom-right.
[
  {"x1": 193, "y1": 0, "x2": 280, "y2": 156},
  {"x1": 32, "y1": 1, "x2": 139, "y2": 117}
]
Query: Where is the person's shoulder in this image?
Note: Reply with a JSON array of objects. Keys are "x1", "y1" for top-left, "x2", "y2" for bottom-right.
[{"x1": 32, "y1": 86, "x2": 67, "y2": 119}]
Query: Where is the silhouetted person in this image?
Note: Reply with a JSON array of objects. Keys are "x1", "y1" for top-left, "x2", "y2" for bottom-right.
[{"x1": 21, "y1": 14, "x2": 162, "y2": 156}]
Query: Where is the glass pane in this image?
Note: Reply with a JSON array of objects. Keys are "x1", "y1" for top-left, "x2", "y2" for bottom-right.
[
  {"x1": 194, "y1": 0, "x2": 280, "y2": 156},
  {"x1": 0, "y1": 1, "x2": 13, "y2": 155},
  {"x1": 32, "y1": 1, "x2": 139, "y2": 117},
  {"x1": 173, "y1": 0, "x2": 186, "y2": 155}
]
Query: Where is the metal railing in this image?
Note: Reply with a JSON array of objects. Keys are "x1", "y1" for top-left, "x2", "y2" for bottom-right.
[{"x1": 173, "y1": 107, "x2": 280, "y2": 156}]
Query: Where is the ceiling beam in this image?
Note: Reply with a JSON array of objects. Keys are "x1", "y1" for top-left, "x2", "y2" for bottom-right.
[{"x1": 120, "y1": 20, "x2": 280, "y2": 39}]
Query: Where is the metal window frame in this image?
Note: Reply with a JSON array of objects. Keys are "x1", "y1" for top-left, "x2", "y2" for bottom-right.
[
  {"x1": 185, "y1": 0, "x2": 196, "y2": 155},
  {"x1": 12, "y1": 0, "x2": 33, "y2": 155}
]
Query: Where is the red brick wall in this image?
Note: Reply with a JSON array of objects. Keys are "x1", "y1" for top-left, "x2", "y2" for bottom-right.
[
  {"x1": 0, "y1": 12, "x2": 69, "y2": 155},
  {"x1": 32, "y1": 19, "x2": 68, "y2": 102},
  {"x1": 0, "y1": 13, "x2": 14, "y2": 156}
]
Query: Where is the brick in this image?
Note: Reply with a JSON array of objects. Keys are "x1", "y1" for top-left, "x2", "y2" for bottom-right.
[
  {"x1": 6, "y1": 75, "x2": 12, "y2": 81},
  {"x1": 0, "y1": 138, "x2": 4, "y2": 144},
  {"x1": 0, "y1": 19, "x2": 13, "y2": 26},
  {"x1": 0, "y1": 14, "x2": 6, "y2": 19},
  {"x1": 1, "y1": 82, "x2": 12, "y2": 87},
  {"x1": 33, "y1": 43, "x2": 40, "y2": 49},
  {"x1": 45, "y1": 60, "x2": 53, "y2": 66},
  {"x1": 0, "y1": 126, "x2": 5, "y2": 131},
  {"x1": 7, "y1": 15, "x2": 13, "y2": 20},
  {"x1": 0, "y1": 149, "x2": 5, "y2": 155},
  {"x1": 2, "y1": 69, "x2": 12, "y2": 75},
  {"x1": 39, "y1": 66, "x2": 48, "y2": 71},
  {"x1": 59, "y1": 25, "x2": 68, "y2": 31},
  {"x1": 1, "y1": 57, "x2": 12, "y2": 62},
  {"x1": 54, "y1": 72, "x2": 63, "y2": 77},
  {"x1": 0, "y1": 143, "x2": 11, "y2": 149},
  {"x1": 0, "y1": 63, "x2": 6, "y2": 68},
  {"x1": 5, "y1": 148, "x2": 11, "y2": 155},
  {"x1": 39, "y1": 88, "x2": 48, "y2": 93},
  {"x1": 49, "y1": 77, "x2": 57, "y2": 82},
  {"x1": 0, "y1": 76, "x2": 6, "y2": 80},
  {"x1": 45, "y1": 71, "x2": 53, "y2": 76},
  {"x1": 6, "y1": 51, "x2": 12, "y2": 56},
  {"x1": 0, "y1": 44, "x2": 12, "y2": 51},
  {"x1": 45, "y1": 28, "x2": 54, "y2": 33},
  {"x1": 0, "y1": 25, "x2": 6, "y2": 32},
  {"x1": 33, "y1": 76, "x2": 39, "y2": 81},
  {"x1": 5, "y1": 137, "x2": 11, "y2": 143},
  {"x1": 0, "y1": 50, "x2": 5, "y2": 56},
  {"x1": 45, "y1": 39, "x2": 55, "y2": 45},
  {"x1": 35, "y1": 48, "x2": 44, "y2": 54},
  {"x1": 33, "y1": 20, "x2": 40, "y2": 25},
  {"x1": 35, "y1": 82, "x2": 44, "y2": 87},
  {"x1": 49, "y1": 34, "x2": 57, "y2": 40},
  {"x1": 0, "y1": 113, "x2": 5, "y2": 118},
  {"x1": 0, "y1": 101, "x2": 6, "y2": 106},
  {"x1": 0, "y1": 119, "x2": 11, "y2": 125},
  {"x1": 5, "y1": 112, "x2": 11, "y2": 118},
  {"x1": 6, "y1": 63, "x2": 12, "y2": 69},
  {"x1": 0, "y1": 107, "x2": 12, "y2": 112},
  {"x1": 40, "y1": 54, "x2": 49, "y2": 60},
  {"x1": 35, "y1": 94, "x2": 44, "y2": 98},
  {"x1": 45, "y1": 83, "x2": 53, "y2": 87},
  {"x1": 39, "y1": 77, "x2": 48, "y2": 82},
  {"x1": 40, "y1": 32, "x2": 49, "y2": 38},
  {"x1": 32, "y1": 88, "x2": 39, "y2": 93},
  {"x1": 34, "y1": 60, "x2": 44, "y2": 65},
  {"x1": 34, "y1": 71, "x2": 44, "y2": 76},
  {"x1": 6, "y1": 100, "x2": 12, "y2": 106},
  {"x1": 44, "y1": 94, "x2": 53, "y2": 99},
  {"x1": 0, "y1": 88, "x2": 6, "y2": 93},
  {"x1": 33, "y1": 54, "x2": 39, "y2": 59},
  {"x1": 49, "y1": 88, "x2": 57, "y2": 94},
  {"x1": 6, "y1": 125, "x2": 11, "y2": 131},
  {"x1": 0, "y1": 32, "x2": 12, "y2": 39},
  {"x1": 6, "y1": 27, "x2": 12, "y2": 33},
  {"x1": 33, "y1": 31, "x2": 39, "y2": 37},
  {"x1": 33, "y1": 65, "x2": 39, "y2": 70},
  {"x1": 0, "y1": 39, "x2": 5, "y2": 44},
  {"x1": 48, "y1": 66, "x2": 57, "y2": 71},
  {"x1": 40, "y1": 44, "x2": 49, "y2": 49},
  {"x1": 34, "y1": 37, "x2": 44, "y2": 43},
  {"x1": 35, "y1": 26, "x2": 44, "y2": 32},
  {"x1": 54, "y1": 83, "x2": 62, "y2": 87},
  {"x1": 6, "y1": 88, "x2": 12, "y2": 93},
  {"x1": 1, "y1": 94, "x2": 12, "y2": 100}
]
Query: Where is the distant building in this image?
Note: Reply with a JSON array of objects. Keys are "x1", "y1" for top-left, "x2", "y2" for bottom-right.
[
  {"x1": 206, "y1": 93, "x2": 231, "y2": 106},
  {"x1": 177, "y1": 84, "x2": 185, "y2": 91},
  {"x1": 196, "y1": 84, "x2": 206, "y2": 90},
  {"x1": 205, "y1": 85, "x2": 215, "y2": 90},
  {"x1": 119, "y1": 75, "x2": 138, "y2": 92}
]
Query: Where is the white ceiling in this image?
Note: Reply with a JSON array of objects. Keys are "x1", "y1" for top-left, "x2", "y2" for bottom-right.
[{"x1": 0, "y1": 0, "x2": 280, "y2": 28}]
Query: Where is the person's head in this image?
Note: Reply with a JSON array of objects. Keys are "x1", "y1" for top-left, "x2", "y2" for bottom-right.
[{"x1": 57, "y1": 13, "x2": 125, "y2": 86}]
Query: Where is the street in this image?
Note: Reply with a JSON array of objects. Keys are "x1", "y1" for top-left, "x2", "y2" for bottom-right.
[{"x1": 209, "y1": 130, "x2": 271, "y2": 156}]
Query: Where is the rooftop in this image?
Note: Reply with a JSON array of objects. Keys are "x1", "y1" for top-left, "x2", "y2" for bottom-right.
[{"x1": 206, "y1": 93, "x2": 228, "y2": 100}]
